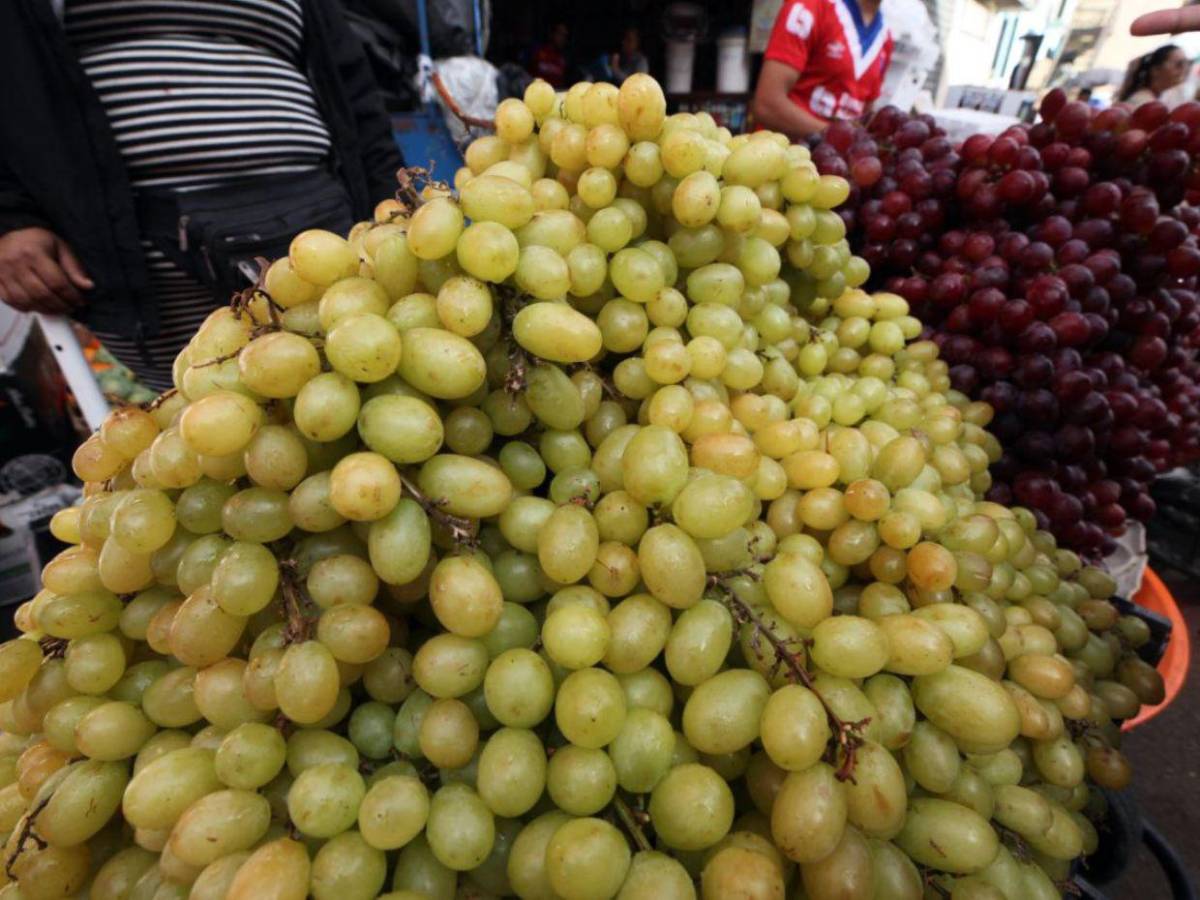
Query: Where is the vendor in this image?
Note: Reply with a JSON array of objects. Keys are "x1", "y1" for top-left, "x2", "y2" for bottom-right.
[
  {"x1": 0, "y1": 0, "x2": 400, "y2": 391},
  {"x1": 753, "y1": 0, "x2": 894, "y2": 139}
]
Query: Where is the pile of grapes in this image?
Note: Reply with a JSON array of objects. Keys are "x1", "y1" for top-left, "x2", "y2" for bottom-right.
[
  {"x1": 811, "y1": 96, "x2": 1200, "y2": 556},
  {"x1": 0, "y1": 74, "x2": 1165, "y2": 900}
]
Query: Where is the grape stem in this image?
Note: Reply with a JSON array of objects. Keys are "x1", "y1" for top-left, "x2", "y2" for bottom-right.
[
  {"x1": 397, "y1": 472, "x2": 479, "y2": 548},
  {"x1": 37, "y1": 637, "x2": 67, "y2": 659},
  {"x1": 4, "y1": 793, "x2": 51, "y2": 879},
  {"x1": 496, "y1": 285, "x2": 538, "y2": 394},
  {"x1": 394, "y1": 166, "x2": 454, "y2": 212},
  {"x1": 277, "y1": 560, "x2": 316, "y2": 644},
  {"x1": 504, "y1": 341, "x2": 529, "y2": 394},
  {"x1": 142, "y1": 388, "x2": 178, "y2": 412},
  {"x1": 997, "y1": 825, "x2": 1033, "y2": 863},
  {"x1": 920, "y1": 870, "x2": 951, "y2": 898},
  {"x1": 612, "y1": 795, "x2": 653, "y2": 854},
  {"x1": 709, "y1": 574, "x2": 868, "y2": 783}
]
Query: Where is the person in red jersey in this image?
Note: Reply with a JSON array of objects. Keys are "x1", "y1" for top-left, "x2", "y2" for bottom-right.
[
  {"x1": 529, "y1": 22, "x2": 570, "y2": 89},
  {"x1": 753, "y1": 0, "x2": 894, "y2": 139}
]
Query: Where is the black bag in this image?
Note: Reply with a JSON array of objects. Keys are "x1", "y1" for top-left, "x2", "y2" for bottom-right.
[{"x1": 134, "y1": 169, "x2": 356, "y2": 299}]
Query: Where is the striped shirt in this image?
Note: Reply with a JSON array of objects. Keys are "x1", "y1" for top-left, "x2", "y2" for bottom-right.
[{"x1": 63, "y1": 0, "x2": 333, "y2": 390}]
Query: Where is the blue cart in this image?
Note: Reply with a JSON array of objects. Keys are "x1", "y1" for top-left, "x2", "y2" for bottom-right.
[{"x1": 390, "y1": 0, "x2": 488, "y2": 178}]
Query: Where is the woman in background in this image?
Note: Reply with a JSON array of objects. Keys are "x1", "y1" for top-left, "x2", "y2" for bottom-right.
[{"x1": 1118, "y1": 44, "x2": 1189, "y2": 104}]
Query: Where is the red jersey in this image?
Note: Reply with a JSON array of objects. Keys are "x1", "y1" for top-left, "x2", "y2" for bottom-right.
[{"x1": 765, "y1": 0, "x2": 894, "y2": 122}]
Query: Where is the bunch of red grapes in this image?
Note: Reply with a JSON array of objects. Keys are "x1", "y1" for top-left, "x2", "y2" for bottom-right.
[{"x1": 811, "y1": 92, "x2": 1200, "y2": 556}]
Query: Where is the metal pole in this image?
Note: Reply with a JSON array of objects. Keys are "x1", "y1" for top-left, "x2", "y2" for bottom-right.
[{"x1": 473, "y1": 0, "x2": 484, "y2": 57}]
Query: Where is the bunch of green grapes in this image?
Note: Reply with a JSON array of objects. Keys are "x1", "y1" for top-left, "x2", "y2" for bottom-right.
[{"x1": 0, "y1": 71, "x2": 1163, "y2": 900}]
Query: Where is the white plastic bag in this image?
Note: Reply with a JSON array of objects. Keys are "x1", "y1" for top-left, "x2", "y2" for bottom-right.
[{"x1": 432, "y1": 56, "x2": 499, "y2": 146}]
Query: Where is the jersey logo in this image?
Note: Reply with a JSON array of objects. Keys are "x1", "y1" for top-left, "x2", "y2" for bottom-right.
[
  {"x1": 786, "y1": 3, "x2": 815, "y2": 39},
  {"x1": 826, "y1": 41, "x2": 845, "y2": 59},
  {"x1": 828, "y1": 0, "x2": 890, "y2": 80}
]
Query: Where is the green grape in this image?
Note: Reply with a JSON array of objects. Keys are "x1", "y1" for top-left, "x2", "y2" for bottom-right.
[
  {"x1": 417, "y1": 454, "x2": 512, "y2": 518},
  {"x1": 538, "y1": 503, "x2": 600, "y2": 585},
  {"x1": 210, "y1": 541, "x2": 279, "y2": 616},
  {"x1": 637, "y1": 524, "x2": 706, "y2": 610},
  {"x1": 287, "y1": 762, "x2": 365, "y2": 838},
  {"x1": 555, "y1": 667, "x2": 626, "y2": 749},
  {"x1": 37, "y1": 590, "x2": 122, "y2": 640},
  {"x1": 417, "y1": 697, "x2": 479, "y2": 769},
  {"x1": 543, "y1": 604, "x2": 610, "y2": 670},
  {"x1": 506, "y1": 811, "x2": 571, "y2": 899},
  {"x1": 426, "y1": 782, "x2": 495, "y2": 870},
  {"x1": 34, "y1": 758, "x2": 128, "y2": 847},
  {"x1": 443, "y1": 406, "x2": 493, "y2": 455},
  {"x1": 542, "y1": 817, "x2": 631, "y2": 900},
  {"x1": 672, "y1": 474, "x2": 755, "y2": 539},
  {"x1": 311, "y1": 830, "x2": 388, "y2": 900},
  {"x1": 428, "y1": 555, "x2": 503, "y2": 638},
  {"x1": 122, "y1": 747, "x2": 222, "y2": 830},
  {"x1": 63, "y1": 632, "x2": 125, "y2": 694},
  {"x1": 476, "y1": 727, "x2": 547, "y2": 817},
  {"x1": 604, "y1": 594, "x2": 671, "y2": 674},
  {"x1": 619, "y1": 850, "x2": 697, "y2": 900},
  {"x1": 413, "y1": 634, "x2": 489, "y2": 699},
  {"x1": 276, "y1": 640, "x2": 340, "y2": 724},
  {"x1": 174, "y1": 480, "x2": 236, "y2": 535},
  {"x1": 354, "y1": 774, "x2": 430, "y2": 852},
  {"x1": 109, "y1": 489, "x2": 176, "y2": 554},
  {"x1": 456, "y1": 220, "x2": 520, "y2": 282},
  {"x1": 43, "y1": 694, "x2": 105, "y2": 753},
  {"x1": 484, "y1": 649, "x2": 555, "y2": 727},
  {"x1": 682, "y1": 669, "x2": 770, "y2": 756},
  {"x1": 225, "y1": 837, "x2": 313, "y2": 900},
  {"x1": 608, "y1": 707, "x2": 674, "y2": 792},
  {"x1": 91, "y1": 846, "x2": 160, "y2": 900},
  {"x1": 461, "y1": 173, "x2": 535, "y2": 229},
  {"x1": 214, "y1": 722, "x2": 286, "y2": 789},
  {"x1": 649, "y1": 763, "x2": 734, "y2": 851},
  {"x1": 547, "y1": 744, "x2": 618, "y2": 815},
  {"x1": 895, "y1": 798, "x2": 998, "y2": 875},
  {"x1": 166, "y1": 788, "x2": 271, "y2": 867},
  {"x1": 762, "y1": 551, "x2": 832, "y2": 628},
  {"x1": 348, "y1": 701, "x2": 397, "y2": 760}
]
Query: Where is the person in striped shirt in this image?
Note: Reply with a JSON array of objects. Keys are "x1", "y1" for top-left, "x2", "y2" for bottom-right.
[{"x1": 0, "y1": 0, "x2": 401, "y2": 390}]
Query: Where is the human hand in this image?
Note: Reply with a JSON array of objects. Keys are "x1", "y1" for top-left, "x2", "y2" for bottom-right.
[
  {"x1": 0, "y1": 227, "x2": 93, "y2": 315},
  {"x1": 1131, "y1": 7, "x2": 1200, "y2": 35}
]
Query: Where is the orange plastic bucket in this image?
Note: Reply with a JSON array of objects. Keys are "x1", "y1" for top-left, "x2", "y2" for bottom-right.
[{"x1": 1123, "y1": 567, "x2": 1190, "y2": 731}]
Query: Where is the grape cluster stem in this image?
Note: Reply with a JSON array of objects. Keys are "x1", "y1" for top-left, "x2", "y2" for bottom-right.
[
  {"x1": 277, "y1": 560, "x2": 316, "y2": 644},
  {"x1": 612, "y1": 794, "x2": 653, "y2": 854},
  {"x1": 141, "y1": 388, "x2": 178, "y2": 412},
  {"x1": 709, "y1": 574, "x2": 868, "y2": 783},
  {"x1": 37, "y1": 637, "x2": 67, "y2": 660},
  {"x1": 394, "y1": 166, "x2": 453, "y2": 212},
  {"x1": 397, "y1": 472, "x2": 478, "y2": 548},
  {"x1": 997, "y1": 825, "x2": 1033, "y2": 863},
  {"x1": 4, "y1": 794, "x2": 51, "y2": 879},
  {"x1": 920, "y1": 869, "x2": 952, "y2": 898}
]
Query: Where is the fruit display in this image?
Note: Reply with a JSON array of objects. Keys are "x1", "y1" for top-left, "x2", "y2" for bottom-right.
[
  {"x1": 0, "y1": 72, "x2": 1167, "y2": 900},
  {"x1": 810, "y1": 97, "x2": 1200, "y2": 557}
]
